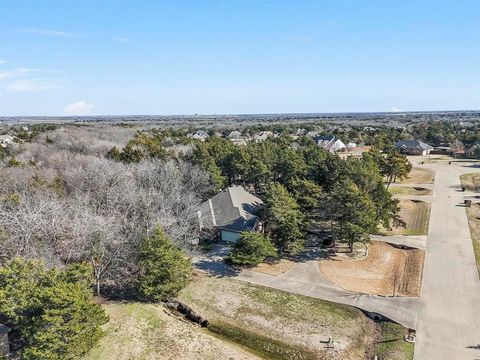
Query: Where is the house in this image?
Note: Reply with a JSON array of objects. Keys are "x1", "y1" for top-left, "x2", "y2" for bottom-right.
[
  {"x1": 395, "y1": 140, "x2": 433, "y2": 155},
  {"x1": 0, "y1": 135, "x2": 13, "y2": 148},
  {"x1": 0, "y1": 324, "x2": 11, "y2": 357},
  {"x1": 197, "y1": 185, "x2": 263, "y2": 242},
  {"x1": 346, "y1": 142, "x2": 357, "y2": 149},
  {"x1": 227, "y1": 130, "x2": 242, "y2": 139},
  {"x1": 254, "y1": 131, "x2": 273, "y2": 142},
  {"x1": 314, "y1": 135, "x2": 346, "y2": 153},
  {"x1": 190, "y1": 130, "x2": 209, "y2": 141}
]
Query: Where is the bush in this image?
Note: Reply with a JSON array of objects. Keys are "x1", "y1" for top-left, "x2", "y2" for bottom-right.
[
  {"x1": 227, "y1": 231, "x2": 277, "y2": 266},
  {"x1": 138, "y1": 227, "x2": 192, "y2": 301},
  {"x1": 0, "y1": 258, "x2": 108, "y2": 360}
]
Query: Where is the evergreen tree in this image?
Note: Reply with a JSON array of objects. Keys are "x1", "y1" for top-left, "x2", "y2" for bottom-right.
[
  {"x1": 262, "y1": 183, "x2": 305, "y2": 254},
  {"x1": 138, "y1": 227, "x2": 192, "y2": 301},
  {"x1": 0, "y1": 259, "x2": 108, "y2": 360},
  {"x1": 328, "y1": 180, "x2": 377, "y2": 252}
]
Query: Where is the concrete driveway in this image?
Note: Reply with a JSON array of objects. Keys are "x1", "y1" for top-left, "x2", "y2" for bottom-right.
[{"x1": 414, "y1": 163, "x2": 480, "y2": 360}]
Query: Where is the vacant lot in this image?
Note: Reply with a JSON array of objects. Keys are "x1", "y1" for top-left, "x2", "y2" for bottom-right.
[
  {"x1": 319, "y1": 242, "x2": 424, "y2": 297},
  {"x1": 383, "y1": 200, "x2": 431, "y2": 236},
  {"x1": 401, "y1": 167, "x2": 434, "y2": 184},
  {"x1": 83, "y1": 302, "x2": 256, "y2": 360},
  {"x1": 389, "y1": 186, "x2": 432, "y2": 196},
  {"x1": 461, "y1": 173, "x2": 480, "y2": 192},
  {"x1": 178, "y1": 276, "x2": 413, "y2": 360},
  {"x1": 465, "y1": 203, "x2": 480, "y2": 278}
]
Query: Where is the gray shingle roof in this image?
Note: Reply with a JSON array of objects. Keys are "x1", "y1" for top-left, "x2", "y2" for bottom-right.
[
  {"x1": 198, "y1": 186, "x2": 263, "y2": 233},
  {"x1": 395, "y1": 140, "x2": 433, "y2": 151}
]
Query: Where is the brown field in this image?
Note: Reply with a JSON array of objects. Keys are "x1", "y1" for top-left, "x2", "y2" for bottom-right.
[
  {"x1": 319, "y1": 242, "x2": 424, "y2": 297},
  {"x1": 84, "y1": 302, "x2": 256, "y2": 360},
  {"x1": 252, "y1": 259, "x2": 295, "y2": 276},
  {"x1": 383, "y1": 200, "x2": 431, "y2": 236},
  {"x1": 401, "y1": 167, "x2": 435, "y2": 184},
  {"x1": 461, "y1": 173, "x2": 480, "y2": 192}
]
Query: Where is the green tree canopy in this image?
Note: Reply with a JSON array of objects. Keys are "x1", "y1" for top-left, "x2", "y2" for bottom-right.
[
  {"x1": 0, "y1": 258, "x2": 108, "y2": 360},
  {"x1": 262, "y1": 183, "x2": 305, "y2": 254}
]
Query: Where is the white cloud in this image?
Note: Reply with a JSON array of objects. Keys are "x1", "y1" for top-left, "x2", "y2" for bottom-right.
[
  {"x1": 0, "y1": 72, "x2": 12, "y2": 80},
  {"x1": 113, "y1": 37, "x2": 130, "y2": 43},
  {"x1": 17, "y1": 27, "x2": 83, "y2": 38},
  {"x1": 6, "y1": 78, "x2": 57, "y2": 92},
  {"x1": 64, "y1": 100, "x2": 94, "y2": 115},
  {"x1": 0, "y1": 60, "x2": 7, "y2": 65},
  {"x1": 14, "y1": 67, "x2": 42, "y2": 74},
  {"x1": 390, "y1": 107, "x2": 402, "y2": 112}
]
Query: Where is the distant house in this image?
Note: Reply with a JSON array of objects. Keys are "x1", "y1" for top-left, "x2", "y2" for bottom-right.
[
  {"x1": 346, "y1": 142, "x2": 357, "y2": 149},
  {"x1": 296, "y1": 128, "x2": 308, "y2": 136},
  {"x1": 0, "y1": 135, "x2": 13, "y2": 148},
  {"x1": 190, "y1": 130, "x2": 209, "y2": 141},
  {"x1": 197, "y1": 185, "x2": 263, "y2": 242},
  {"x1": 227, "y1": 130, "x2": 242, "y2": 139},
  {"x1": 314, "y1": 135, "x2": 346, "y2": 153},
  {"x1": 395, "y1": 140, "x2": 433, "y2": 155},
  {"x1": 254, "y1": 131, "x2": 273, "y2": 142},
  {"x1": 0, "y1": 324, "x2": 11, "y2": 357}
]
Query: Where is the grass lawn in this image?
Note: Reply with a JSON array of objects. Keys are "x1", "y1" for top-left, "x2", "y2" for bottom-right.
[
  {"x1": 179, "y1": 276, "x2": 413, "y2": 360},
  {"x1": 389, "y1": 186, "x2": 432, "y2": 196},
  {"x1": 465, "y1": 203, "x2": 480, "y2": 278},
  {"x1": 83, "y1": 302, "x2": 256, "y2": 360},
  {"x1": 461, "y1": 173, "x2": 480, "y2": 192},
  {"x1": 84, "y1": 277, "x2": 414, "y2": 360}
]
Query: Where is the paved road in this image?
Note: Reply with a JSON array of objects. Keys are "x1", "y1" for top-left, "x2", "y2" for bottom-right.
[
  {"x1": 237, "y1": 258, "x2": 420, "y2": 329},
  {"x1": 414, "y1": 163, "x2": 480, "y2": 360}
]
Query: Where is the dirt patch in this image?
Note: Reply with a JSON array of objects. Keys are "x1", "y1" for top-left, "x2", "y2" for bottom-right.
[
  {"x1": 252, "y1": 259, "x2": 295, "y2": 276},
  {"x1": 319, "y1": 242, "x2": 424, "y2": 297},
  {"x1": 401, "y1": 167, "x2": 434, "y2": 184},
  {"x1": 383, "y1": 200, "x2": 431, "y2": 235}
]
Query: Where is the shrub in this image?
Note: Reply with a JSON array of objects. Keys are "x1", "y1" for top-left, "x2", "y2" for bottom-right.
[{"x1": 227, "y1": 231, "x2": 277, "y2": 266}]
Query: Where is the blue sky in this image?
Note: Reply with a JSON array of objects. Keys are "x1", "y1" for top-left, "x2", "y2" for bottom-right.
[{"x1": 0, "y1": 0, "x2": 479, "y2": 116}]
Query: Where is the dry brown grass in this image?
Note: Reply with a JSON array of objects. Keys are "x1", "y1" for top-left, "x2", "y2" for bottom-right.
[
  {"x1": 178, "y1": 276, "x2": 380, "y2": 359},
  {"x1": 401, "y1": 167, "x2": 435, "y2": 184},
  {"x1": 252, "y1": 259, "x2": 295, "y2": 276},
  {"x1": 465, "y1": 203, "x2": 480, "y2": 278},
  {"x1": 83, "y1": 302, "x2": 257, "y2": 360},
  {"x1": 383, "y1": 200, "x2": 431, "y2": 235},
  {"x1": 319, "y1": 242, "x2": 424, "y2": 297},
  {"x1": 388, "y1": 186, "x2": 432, "y2": 196},
  {"x1": 461, "y1": 173, "x2": 480, "y2": 192}
]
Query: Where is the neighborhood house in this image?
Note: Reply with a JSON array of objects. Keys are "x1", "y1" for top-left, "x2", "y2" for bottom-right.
[
  {"x1": 395, "y1": 140, "x2": 433, "y2": 155},
  {"x1": 0, "y1": 135, "x2": 13, "y2": 148},
  {"x1": 314, "y1": 135, "x2": 346, "y2": 153},
  {"x1": 197, "y1": 185, "x2": 263, "y2": 242}
]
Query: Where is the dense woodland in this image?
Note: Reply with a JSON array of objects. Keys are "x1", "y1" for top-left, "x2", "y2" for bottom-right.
[{"x1": 0, "y1": 117, "x2": 477, "y2": 358}]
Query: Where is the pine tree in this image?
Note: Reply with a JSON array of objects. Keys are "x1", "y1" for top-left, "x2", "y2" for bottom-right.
[
  {"x1": 227, "y1": 231, "x2": 277, "y2": 266},
  {"x1": 138, "y1": 227, "x2": 192, "y2": 301}
]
